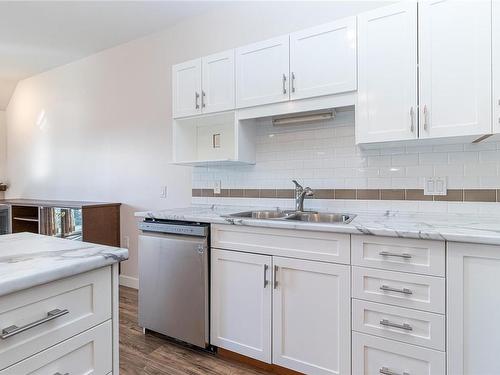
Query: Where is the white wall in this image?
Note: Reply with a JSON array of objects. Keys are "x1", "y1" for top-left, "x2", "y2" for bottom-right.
[{"x1": 5, "y1": 1, "x2": 389, "y2": 283}]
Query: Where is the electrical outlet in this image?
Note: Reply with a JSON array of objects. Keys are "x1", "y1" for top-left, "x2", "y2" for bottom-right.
[
  {"x1": 424, "y1": 177, "x2": 447, "y2": 196},
  {"x1": 214, "y1": 180, "x2": 221, "y2": 195},
  {"x1": 160, "y1": 185, "x2": 168, "y2": 198}
]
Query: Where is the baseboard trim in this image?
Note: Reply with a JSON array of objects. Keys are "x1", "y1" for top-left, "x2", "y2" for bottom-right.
[{"x1": 119, "y1": 275, "x2": 139, "y2": 289}]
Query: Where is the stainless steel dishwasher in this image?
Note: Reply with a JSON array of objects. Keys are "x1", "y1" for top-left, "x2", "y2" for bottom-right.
[{"x1": 138, "y1": 219, "x2": 209, "y2": 348}]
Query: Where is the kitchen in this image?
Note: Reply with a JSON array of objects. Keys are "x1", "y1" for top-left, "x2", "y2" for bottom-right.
[{"x1": 1, "y1": 1, "x2": 500, "y2": 374}]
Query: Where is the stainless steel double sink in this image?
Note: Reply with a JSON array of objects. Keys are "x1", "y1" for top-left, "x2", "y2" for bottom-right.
[{"x1": 225, "y1": 210, "x2": 356, "y2": 224}]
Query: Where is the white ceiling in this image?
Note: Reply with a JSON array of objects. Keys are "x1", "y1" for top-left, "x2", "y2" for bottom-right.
[{"x1": 0, "y1": 1, "x2": 226, "y2": 110}]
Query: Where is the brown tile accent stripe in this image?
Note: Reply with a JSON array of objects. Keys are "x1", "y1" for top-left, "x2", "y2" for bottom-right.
[{"x1": 197, "y1": 188, "x2": 500, "y2": 203}]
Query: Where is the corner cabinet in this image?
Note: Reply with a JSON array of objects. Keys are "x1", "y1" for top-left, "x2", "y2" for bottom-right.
[
  {"x1": 356, "y1": 2, "x2": 418, "y2": 144},
  {"x1": 173, "y1": 50, "x2": 235, "y2": 118},
  {"x1": 494, "y1": 1, "x2": 500, "y2": 133},
  {"x1": 419, "y1": 0, "x2": 491, "y2": 139},
  {"x1": 447, "y1": 242, "x2": 500, "y2": 375},
  {"x1": 356, "y1": 0, "x2": 494, "y2": 144}
]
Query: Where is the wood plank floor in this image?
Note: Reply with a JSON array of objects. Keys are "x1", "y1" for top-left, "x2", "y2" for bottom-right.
[{"x1": 120, "y1": 286, "x2": 272, "y2": 375}]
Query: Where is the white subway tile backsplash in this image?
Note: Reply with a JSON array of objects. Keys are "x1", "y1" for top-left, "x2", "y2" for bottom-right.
[{"x1": 192, "y1": 110, "x2": 500, "y2": 193}]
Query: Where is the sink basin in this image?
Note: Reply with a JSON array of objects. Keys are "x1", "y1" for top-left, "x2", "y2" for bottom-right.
[
  {"x1": 227, "y1": 210, "x2": 292, "y2": 219},
  {"x1": 225, "y1": 210, "x2": 356, "y2": 224},
  {"x1": 286, "y1": 212, "x2": 356, "y2": 224}
]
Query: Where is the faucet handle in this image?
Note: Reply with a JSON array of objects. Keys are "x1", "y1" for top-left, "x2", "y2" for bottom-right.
[
  {"x1": 304, "y1": 187, "x2": 314, "y2": 196},
  {"x1": 292, "y1": 180, "x2": 303, "y2": 190}
]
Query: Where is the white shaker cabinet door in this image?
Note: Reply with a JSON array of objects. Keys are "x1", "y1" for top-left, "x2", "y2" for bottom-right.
[
  {"x1": 172, "y1": 58, "x2": 202, "y2": 118},
  {"x1": 356, "y1": 2, "x2": 418, "y2": 144},
  {"x1": 494, "y1": 1, "x2": 500, "y2": 133},
  {"x1": 235, "y1": 36, "x2": 290, "y2": 108},
  {"x1": 290, "y1": 17, "x2": 357, "y2": 101},
  {"x1": 202, "y1": 50, "x2": 235, "y2": 114},
  {"x1": 447, "y1": 242, "x2": 500, "y2": 375},
  {"x1": 210, "y1": 248, "x2": 272, "y2": 363},
  {"x1": 419, "y1": 0, "x2": 492, "y2": 138},
  {"x1": 272, "y1": 257, "x2": 351, "y2": 375}
]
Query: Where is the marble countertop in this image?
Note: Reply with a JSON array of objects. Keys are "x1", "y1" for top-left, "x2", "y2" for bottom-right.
[
  {"x1": 136, "y1": 205, "x2": 500, "y2": 246},
  {"x1": 0, "y1": 233, "x2": 128, "y2": 296}
]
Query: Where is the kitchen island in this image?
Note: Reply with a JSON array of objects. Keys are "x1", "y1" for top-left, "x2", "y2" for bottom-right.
[{"x1": 0, "y1": 232, "x2": 128, "y2": 374}]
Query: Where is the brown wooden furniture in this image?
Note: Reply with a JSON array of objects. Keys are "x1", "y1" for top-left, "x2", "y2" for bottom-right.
[{"x1": 4, "y1": 199, "x2": 120, "y2": 247}]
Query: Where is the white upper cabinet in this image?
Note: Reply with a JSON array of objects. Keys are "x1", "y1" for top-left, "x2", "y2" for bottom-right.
[
  {"x1": 494, "y1": 1, "x2": 500, "y2": 133},
  {"x1": 210, "y1": 248, "x2": 272, "y2": 363},
  {"x1": 356, "y1": 2, "x2": 418, "y2": 144},
  {"x1": 290, "y1": 17, "x2": 357, "y2": 101},
  {"x1": 272, "y1": 257, "x2": 351, "y2": 375},
  {"x1": 236, "y1": 36, "x2": 290, "y2": 108},
  {"x1": 419, "y1": 0, "x2": 492, "y2": 138},
  {"x1": 172, "y1": 59, "x2": 202, "y2": 118},
  {"x1": 201, "y1": 50, "x2": 235, "y2": 114}
]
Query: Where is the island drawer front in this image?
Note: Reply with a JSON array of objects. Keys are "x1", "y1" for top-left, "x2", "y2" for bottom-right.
[
  {"x1": 352, "y1": 299, "x2": 445, "y2": 351},
  {"x1": 352, "y1": 235, "x2": 445, "y2": 276},
  {"x1": 352, "y1": 332, "x2": 445, "y2": 375},
  {"x1": 352, "y1": 267, "x2": 445, "y2": 314},
  {"x1": 0, "y1": 266, "x2": 111, "y2": 370},
  {"x1": 0, "y1": 320, "x2": 112, "y2": 375},
  {"x1": 211, "y1": 224, "x2": 350, "y2": 264}
]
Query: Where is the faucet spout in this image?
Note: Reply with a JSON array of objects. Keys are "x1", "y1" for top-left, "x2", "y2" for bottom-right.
[{"x1": 292, "y1": 179, "x2": 314, "y2": 212}]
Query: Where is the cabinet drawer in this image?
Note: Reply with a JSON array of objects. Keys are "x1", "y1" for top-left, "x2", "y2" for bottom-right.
[
  {"x1": 352, "y1": 299, "x2": 445, "y2": 351},
  {"x1": 211, "y1": 224, "x2": 350, "y2": 264},
  {"x1": 0, "y1": 267, "x2": 111, "y2": 369},
  {"x1": 352, "y1": 267, "x2": 445, "y2": 313},
  {"x1": 0, "y1": 320, "x2": 112, "y2": 374},
  {"x1": 352, "y1": 235, "x2": 445, "y2": 276},
  {"x1": 352, "y1": 332, "x2": 445, "y2": 375}
]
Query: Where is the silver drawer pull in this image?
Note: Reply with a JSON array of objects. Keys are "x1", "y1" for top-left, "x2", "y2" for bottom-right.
[
  {"x1": 380, "y1": 285, "x2": 413, "y2": 295},
  {"x1": 380, "y1": 367, "x2": 410, "y2": 375},
  {"x1": 380, "y1": 319, "x2": 413, "y2": 331},
  {"x1": 1, "y1": 308, "x2": 69, "y2": 339},
  {"x1": 379, "y1": 251, "x2": 412, "y2": 259}
]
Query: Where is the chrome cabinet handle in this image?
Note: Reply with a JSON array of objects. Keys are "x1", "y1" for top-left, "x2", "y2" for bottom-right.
[
  {"x1": 195, "y1": 92, "x2": 200, "y2": 109},
  {"x1": 423, "y1": 104, "x2": 428, "y2": 131},
  {"x1": 282, "y1": 74, "x2": 287, "y2": 94},
  {"x1": 263, "y1": 264, "x2": 269, "y2": 288},
  {"x1": 1, "y1": 309, "x2": 69, "y2": 339},
  {"x1": 202, "y1": 90, "x2": 206, "y2": 108},
  {"x1": 409, "y1": 106, "x2": 415, "y2": 133},
  {"x1": 380, "y1": 319, "x2": 413, "y2": 331},
  {"x1": 291, "y1": 72, "x2": 296, "y2": 93},
  {"x1": 274, "y1": 265, "x2": 279, "y2": 289},
  {"x1": 379, "y1": 251, "x2": 412, "y2": 259},
  {"x1": 380, "y1": 285, "x2": 413, "y2": 295},
  {"x1": 54, "y1": 373, "x2": 70, "y2": 375},
  {"x1": 380, "y1": 367, "x2": 410, "y2": 375}
]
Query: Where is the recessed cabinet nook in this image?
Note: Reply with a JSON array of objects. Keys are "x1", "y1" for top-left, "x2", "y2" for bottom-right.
[{"x1": 172, "y1": 0, "x2": 500, "y2": 166}]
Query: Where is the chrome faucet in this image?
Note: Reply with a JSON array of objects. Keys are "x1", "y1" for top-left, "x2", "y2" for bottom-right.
[{"x1": 292, "y1": 180, "x2": 314, "y2": 212}]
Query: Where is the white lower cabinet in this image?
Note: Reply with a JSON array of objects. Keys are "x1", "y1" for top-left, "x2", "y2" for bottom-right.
[
  {"x1": 273, "y1": 257, "x2": 351, "y2": 375},
  {"x1": 211, "y1": 234, "x2": 351, "y2": 375},
  {"x1": 447, "y1": 242, "x2": 500, "y2": 375},
  {"x1": 0, "y1": 320, "x2": 112, "y2": 375},
  {"x1": 353, "y1": 332, "x2": 445, "y2": 375},
  {"x1": 210, "y1": 248, "x2": 272, "y2": 363}
]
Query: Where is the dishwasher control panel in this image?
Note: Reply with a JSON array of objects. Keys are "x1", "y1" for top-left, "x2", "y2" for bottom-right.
[{"x1": 139, "y1": 220, "x2": 208, "y2": 237}]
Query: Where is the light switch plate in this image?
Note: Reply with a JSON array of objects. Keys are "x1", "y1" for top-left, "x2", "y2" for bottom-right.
[
  {"x1": 214, "y1": 180, "x2": 221, "y2": 195},
  {"x1": 160, "y1": 185, "x2": 168, "y2": 198},
  {"x1": 424, "y1": 177, "x2": 447, "y2": 196}
]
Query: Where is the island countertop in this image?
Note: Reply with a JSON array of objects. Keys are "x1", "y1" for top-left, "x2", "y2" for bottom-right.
[
  {"x1": 0, "y1": 233, "x2": 128, "y2": 297},
  {"x1": 135, "y1": 205, "x2": 500, "y2": 246}
]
